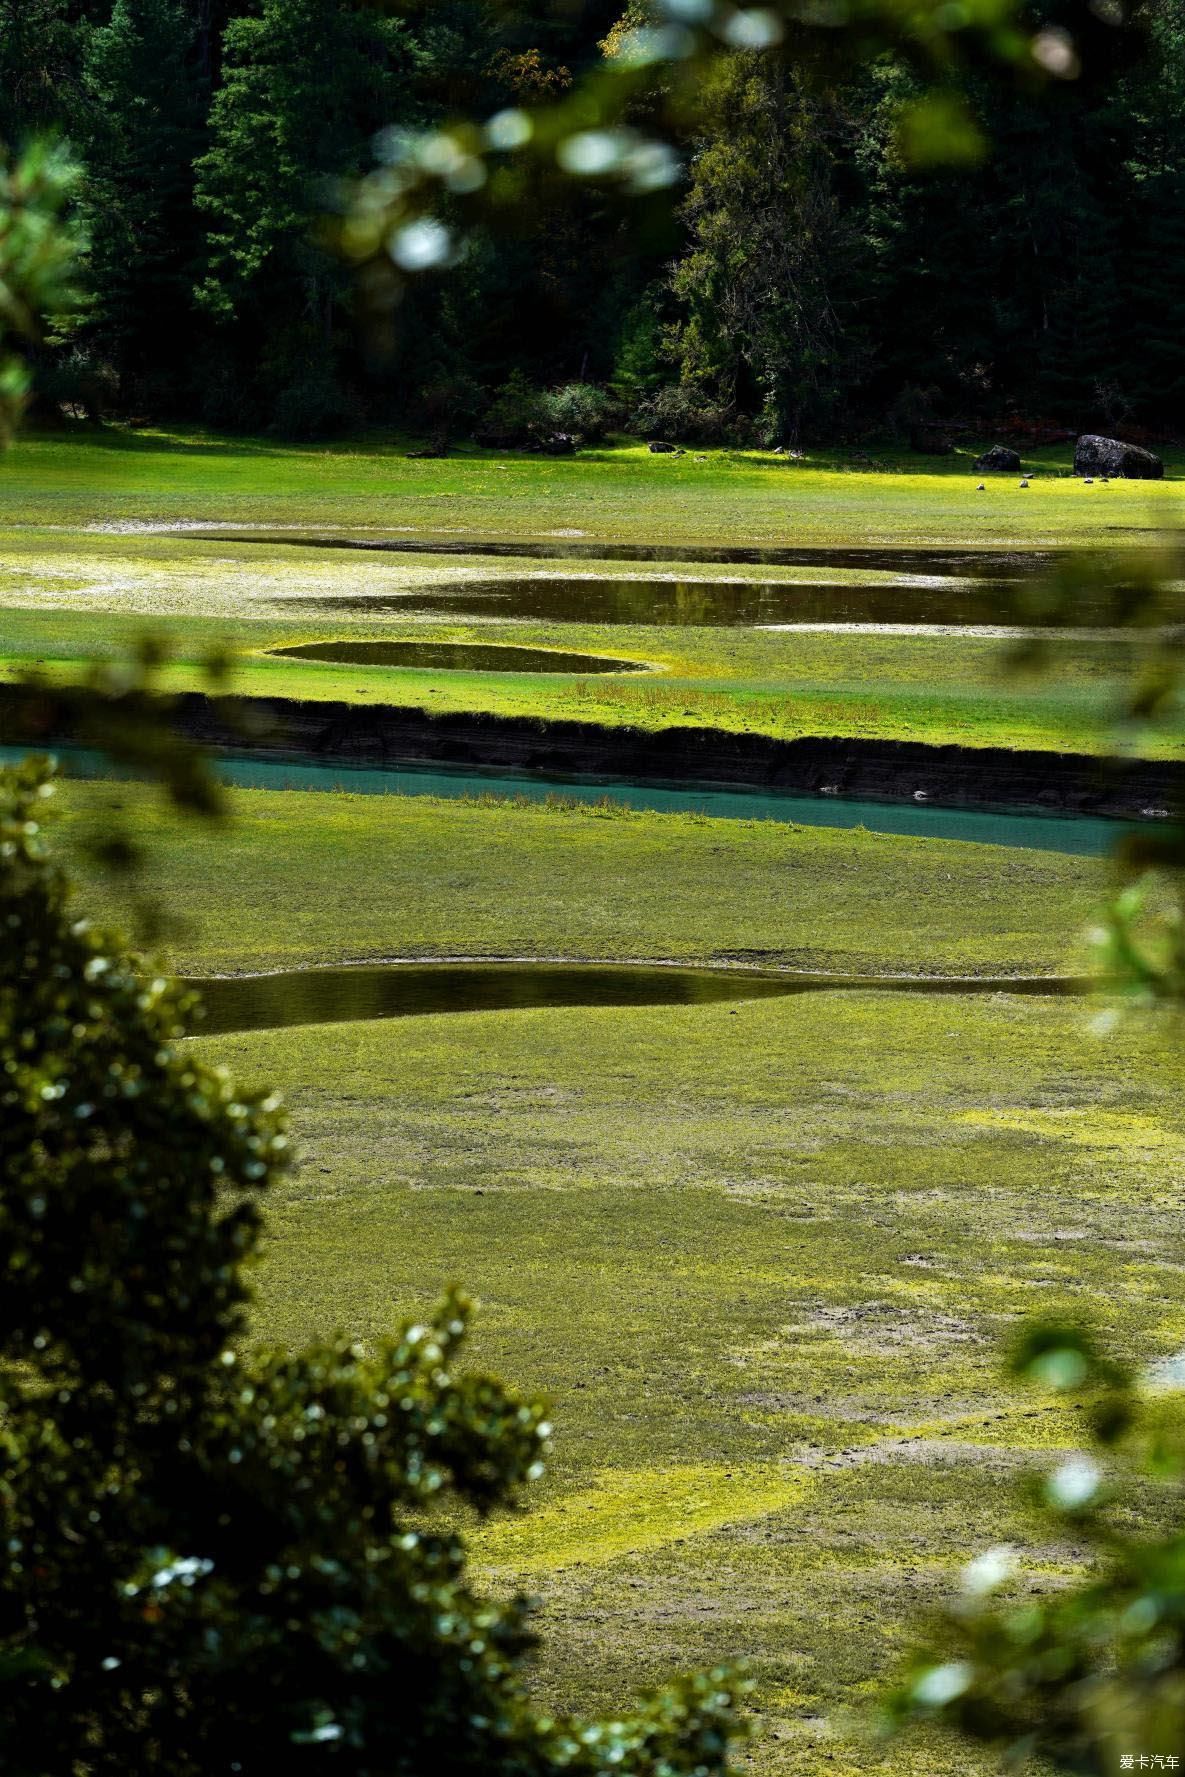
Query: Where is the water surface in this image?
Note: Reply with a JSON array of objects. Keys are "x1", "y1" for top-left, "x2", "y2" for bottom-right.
[
  {"x1": 10, "y1": 743, "x2": 1140, "y2": 857},
  {"x1": 189, "y1": 960, "x2": 1088, "y2": 1037},
  {"x1": 270, "y1": 639, "x2": 648, "y2": 673},
  {"x1": 275, "y1": 576, "x2": 1167, "y2": 631}
]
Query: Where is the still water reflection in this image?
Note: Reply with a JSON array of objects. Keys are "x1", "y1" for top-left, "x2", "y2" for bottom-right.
[
  {"x1": 270, "y1": 639, "x2": 648, "y2": 672},
  {"x1": 190, "y1": 960, "x2": 1087, "y2": 1036}
]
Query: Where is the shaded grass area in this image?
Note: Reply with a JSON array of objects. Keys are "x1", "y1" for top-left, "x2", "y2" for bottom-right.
[
  {"x1": 196, "y1": 988, "x2": 1185, "y2": 1774},
  {"x1": 5, "y1": 426, "x2": 1185, "y2": 547},
  {"x1": 51, "y1": 778, "x2": 1101, "y2": 978}
]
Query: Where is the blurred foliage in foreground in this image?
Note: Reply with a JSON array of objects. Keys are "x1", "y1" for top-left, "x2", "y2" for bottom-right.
[
  {"x1": 890, "y1": 1326, "x2": 1185, "y2": 1774},
  {"x1": 0, "y1": 139, "x2": 82, "y2": 445},
  {"x1": 0, "y1": 756, "x2": 745, "y2": 1773},
  {"x1": 1001, "y1": 543, "x2": 1185, "y2": 1003},
  {"x1": 888, "y1": 549, "x2": 1185, "y2": 1770}
]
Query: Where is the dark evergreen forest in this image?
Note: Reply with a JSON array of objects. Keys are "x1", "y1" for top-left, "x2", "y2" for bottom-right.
[{"x1": 4, "y1": 0, "x2": 1183, "y2": 444}]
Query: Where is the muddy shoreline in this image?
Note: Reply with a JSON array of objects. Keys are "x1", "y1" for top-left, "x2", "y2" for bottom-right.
[
  {"x1": 191, "y1": 530, "x2": 1057, "y2": 576},
  {"x1": 10, "y1": 685, "x2": 1178, "y2": 819}
]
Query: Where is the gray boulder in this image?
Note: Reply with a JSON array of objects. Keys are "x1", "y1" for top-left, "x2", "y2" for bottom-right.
[
  {"x1": 974, "y1": 444, "x2": 1022, "y2": 472},
  {"x1": 647, "y1": 440, "x2": 684, "y2": 455},
  {"x1": 1074, "y1": 434, "x2": 1163, "y2": 480}
]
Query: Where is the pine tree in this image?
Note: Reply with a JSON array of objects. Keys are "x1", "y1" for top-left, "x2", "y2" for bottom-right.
[
  {"x1": 194, "y1": 0, "x2": 410, "y2": 428},
  {"x1": 77, "y1": 0, "x2": 205, "y2": 407},
  {"x1": 0, "y1": 0, "x2": 87, "y2": 147}
]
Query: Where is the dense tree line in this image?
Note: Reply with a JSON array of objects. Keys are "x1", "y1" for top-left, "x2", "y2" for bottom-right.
[{"x1": 2, "y1": 0, "x2": 1183, "y2": 442}]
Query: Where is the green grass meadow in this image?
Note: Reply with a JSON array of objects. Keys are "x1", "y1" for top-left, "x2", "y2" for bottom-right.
[
  {"x1": 5, "y1": 425, "x2": 1185, "y2": 542},
  {"x1": 10, "y1": 431, "x2": 1185, "y2": 1773},
  {"x1": 2, "y1": 426, "x2": 1184, "y2": 755}
]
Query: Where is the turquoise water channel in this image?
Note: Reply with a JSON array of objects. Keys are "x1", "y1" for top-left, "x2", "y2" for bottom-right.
[{"x1": 3, "y1": 743, "x2": 1145, "y2": 857}]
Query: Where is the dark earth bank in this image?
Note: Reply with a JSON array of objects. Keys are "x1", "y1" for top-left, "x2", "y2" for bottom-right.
[{"x1": 6, "y1": 684, "x2": 1180, "y2": 820}]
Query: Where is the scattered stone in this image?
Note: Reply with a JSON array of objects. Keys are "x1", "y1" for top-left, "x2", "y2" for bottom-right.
[
  {"x1": 647, "y1": 439, "x2": 684, "y2": 455},
  {"x1": 1074, "y1": 434, "x2": 1163, "y2": 479},
  {"x1": 973, "y1": 444, "x2": 1022, "y2": 472}
]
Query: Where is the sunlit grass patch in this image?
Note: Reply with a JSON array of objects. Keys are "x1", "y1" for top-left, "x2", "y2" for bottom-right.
[
  {"x1": 954, "y1": 1106, "x2": 1185, "y2": 1153},
  {"x1": 478, "y1": 1463, "x2": 817, "y2": 1571}
]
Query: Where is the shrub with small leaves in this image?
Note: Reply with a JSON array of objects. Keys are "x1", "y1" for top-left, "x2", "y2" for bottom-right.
[
  {"x1": 475, "y1": 370, "x2": 551, "y2": 448},
  {"x1": 0, "y1": 757, "x2": 744, "y2": 1774},
  {"x1": 542, "y1": 384, "x2": 617, "y2": 444}
]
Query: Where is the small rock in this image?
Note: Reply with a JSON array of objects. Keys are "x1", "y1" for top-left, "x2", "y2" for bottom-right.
[{"x1": 647, "y1": 439, "x2": 683, "y2": 455}]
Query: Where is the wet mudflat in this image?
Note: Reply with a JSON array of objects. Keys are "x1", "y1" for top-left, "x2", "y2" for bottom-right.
[
  {"x1": 270, "y1": 638, "x2": 648, "y2": 673},
  {"x1": 188, "y1": 959, "x2": 1087, "y2": 1036},
  {"x1": 272, "y1": 575, "x2": 1171, "y2": 630}
]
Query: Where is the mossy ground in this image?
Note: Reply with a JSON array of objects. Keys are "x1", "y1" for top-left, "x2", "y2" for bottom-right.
[
  {"x1": 202, "y1": 988, "x2": 1182, "y2": 1777},
  {"x1": 49, "y1": 778, "x2": 1183, "y2": 1773},
  {"x1": 54, "y1": 778, "x2": 1103, "y2": 978},
  {"x1": 0, "y1": 591, "x2": 1164, "y2": 756},
  {"x1": 5, "y1": 425, "x2": 1185, "y2": 543}
]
